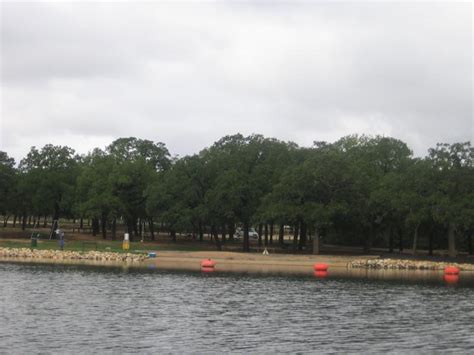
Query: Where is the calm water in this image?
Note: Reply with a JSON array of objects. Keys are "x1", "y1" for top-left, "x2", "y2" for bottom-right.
[{"x1": 1, "y1": 263, "x2": 473, "y2": 354}]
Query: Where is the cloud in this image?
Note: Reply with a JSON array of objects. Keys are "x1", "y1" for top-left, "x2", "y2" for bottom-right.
[{"x1": 1, "y1": 1, "x2": 472, "y2": 163}]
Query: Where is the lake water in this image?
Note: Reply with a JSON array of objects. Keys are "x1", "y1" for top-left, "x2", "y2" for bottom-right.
[{"x1": 1, "y1": 262, "x2": 473, "y2": 354}]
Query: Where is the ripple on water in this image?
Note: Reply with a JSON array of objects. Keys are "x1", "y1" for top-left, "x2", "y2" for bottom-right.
[{"x1": 0, "y1": 263, "x2": 474, "y2": 353}]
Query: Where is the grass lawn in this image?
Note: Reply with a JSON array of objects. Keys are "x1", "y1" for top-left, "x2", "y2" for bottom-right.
[{"x1": 0, "y1": 238, "x2": 219, "y2": 254}]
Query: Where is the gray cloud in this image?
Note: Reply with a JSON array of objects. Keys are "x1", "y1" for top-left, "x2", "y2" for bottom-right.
[{"x1": 1, "y1": 1, "x2": 472, "y2": 163}]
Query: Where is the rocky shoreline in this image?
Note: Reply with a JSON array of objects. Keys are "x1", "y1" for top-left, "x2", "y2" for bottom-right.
[
  {"x1": 0, "y1": 247, "x2": 147, "y2": 263},
  {"x1": 2, "y1": 247, "x2": 474, "y2": 273},
  {"x1": 349, "y1": 258, "x2": 474, "y2": 271}
]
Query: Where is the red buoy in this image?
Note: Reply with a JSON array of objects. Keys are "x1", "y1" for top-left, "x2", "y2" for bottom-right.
[
  {"x1": 444, "y1": 274, "x2": 459, "y2": 284},
  {"x1": 314, "y1": 270, "x2": 328, "y2": 278},
  {"x1": 201, "y1": 258, "x2": 216, "y2": 268},
  {"x1": 314, "y1": 263, "x2": 329, "y2": 272},
  {"x1": 444, "y1": 266, "x2": 460, "y2": 275}
]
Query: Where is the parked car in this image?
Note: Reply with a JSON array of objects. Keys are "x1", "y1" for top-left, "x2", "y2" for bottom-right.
[{"x1": 234, "y1": 227, "x2": 259, "y2": 240}]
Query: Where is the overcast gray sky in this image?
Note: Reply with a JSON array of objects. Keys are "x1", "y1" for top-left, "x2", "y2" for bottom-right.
[{"x1": 1, "y1": 1, "x2": 472, "y2": 162}]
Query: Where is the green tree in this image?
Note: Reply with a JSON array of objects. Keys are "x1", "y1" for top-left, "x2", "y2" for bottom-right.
[
  {"x1": 107, "y1": 138, "x2": 171, "y2": 240},
  {"x1": 333, "y1": 135, "x2": 413, "y2": 251},
  {"x1": 428, "y1": 142, "x2": 474, "y2": 257},
  {"x1": 0, "y1": 151, "x2": 17, "y2": 226},
  {"x1": 76, "y1": 150, "x2": 123, "y2": 239},
  {"x1": 268, "y1": 145, "x2": 356, "y2": 254},
  {"x1": 19, "y1": 145, "x2": 78, "y2": 236},
  {"x1": 204, "y1": 134, "x2": 298, "y2": 251}
]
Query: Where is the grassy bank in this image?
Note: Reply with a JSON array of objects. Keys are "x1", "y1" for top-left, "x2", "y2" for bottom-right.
[{"x1": 0, "y1": 238, "x2": 215, "y2": 254}]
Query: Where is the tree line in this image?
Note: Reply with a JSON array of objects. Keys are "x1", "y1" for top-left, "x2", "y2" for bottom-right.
[{"x1": 0, "y1": 134, "x2": 473, "y2": 256}]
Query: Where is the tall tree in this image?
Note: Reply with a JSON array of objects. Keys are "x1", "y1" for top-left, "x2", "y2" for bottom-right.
[
  {"x1": 107, "y1": 138, "x2": 171, "y2": 240},
  {"x1": 0, "y1": 151, "x2": 17, "y2": 226},
  {"x1": 19, "y1": 145, "x2": 79, "y2": 236},
  {"x1": 428, "y1": 142, "x2": 474, "y2": 257}
]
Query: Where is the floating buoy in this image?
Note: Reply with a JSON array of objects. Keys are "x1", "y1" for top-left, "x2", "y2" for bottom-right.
[
  {"x1": 314, "y1": 270, "x2": 328, "y2": 278},
  {"x1": 314, "y1": 263, "x2": 329, "y2": 272},
  {"x1": 444, "y1": 266, "x2": 460, "y2": 275},
  {"x1": 201, "y1": 258, "x2": 216, "y2": 268},
  {"x1": 444, "y1": 274, "x2": 459, "y2": 284}
]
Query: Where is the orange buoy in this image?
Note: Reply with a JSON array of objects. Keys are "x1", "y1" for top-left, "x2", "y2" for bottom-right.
[
  {"x1": 201, "y1": 258, "x2": 216, "y2": 268},
  {"x1": 314, "y1": 270, "x2": 328, "y2": 278},
  {"x1": 444, "y1": 266, "x2": 460, "y2": 275},
  {"x1": 444, "y1": 274, "x2": 459, "y2": 284},
  {"x1": 314, "y1": 263, "x2": 329, "y2": 272}
]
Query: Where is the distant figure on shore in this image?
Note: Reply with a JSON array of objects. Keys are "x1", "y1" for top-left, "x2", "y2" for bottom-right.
[{"x1": 56, "y1": 229, "x2": 65, "y2": 250}]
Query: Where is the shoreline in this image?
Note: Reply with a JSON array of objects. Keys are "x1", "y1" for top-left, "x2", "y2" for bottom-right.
[{"x1": 1, "y1": 247, "x2": 474, "y2": 276}]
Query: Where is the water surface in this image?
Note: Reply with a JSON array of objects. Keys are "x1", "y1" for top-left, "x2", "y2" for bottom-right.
[{"x1": 1, "y1": 263, "x2": 473, "y2": 353}]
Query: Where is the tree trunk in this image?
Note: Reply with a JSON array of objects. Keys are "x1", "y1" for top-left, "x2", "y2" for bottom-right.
[
  {"x1": 27, "y1": 216, "x2": 32, "y2": 227},
  {"x1": 269, "y1": 222, "x2": 274, "y2": 245},
  {"x1": 50, "y1": 205, "x2": 60, "y2": 239},
  {"x1": 448, "y1": 222, "x2": 457, "y2": 258},
  {"x1": 3, "y1": 215, "x2": 9, "y2": 227},
  {"x1": 221, "y1": 224, "x2": 226, "y2": 244},
  {"x1": 258, "y1": 223, "x2": 263, "y2": 247},
  {"x1": 364, "y1": 226, "x2": 374, "y2": 253},
  {"x1": 264, "y1": 224, "x2": 268, "y2": 246},
  {"x1": 112, "y1": 218, "x2": 117, "y2": 241},
  {"x1": 92, "y1": 218, "x2": 99, "y2": 237},
  {"x1": 101, "y1": 213, "x2": 107, "y2": 239},
  {"x1": 198, "y1": 222, "x2": 203, "y2": 242},
  {"x1": 228, "y1": 223, "x2": 235, "y2": 241},
  {"x1": 388, "y1": 226, "x2": 394, "y2": 253},
  {"x1": 412, "y1": 223, "x2": 420, "y2": 255},
  {"x1": 292, "y1": 224, "x2": 299, "y2": 252},
  {"x1": 21, "y1": 214, "x2": 27, "y2": 231},
  {"x1": 126, "y1": 220, "x2": 133, "y2": 239},
  {"x1": 468, "y1": 230, "x2": 472, "y2": 255},
  {"x1": 133, "y1": 218, "x2": 139, "y2": 237},
  {"x1": 138, "y1": 218, "x2": 143, "y2": 240},
  {"x1": 398, "y1": 227, "x2": 404, "y2": 253},
  {"x1": 313, "y1": 230, "x2": 320, "y2": 255},
  {"x1": 298, "y1": 222, "x2": 307, "y2": 251},
  {"x1": 279, "y1": 224, "x2": 284, "y2": 245},
  {"x1": 243, "y1": 221, "x2": 250, "y2": 252},
  {"x1": 43, "y1": 215, "x2": 47, "y2": 228},
  {"x1": 428, "y1": 229, "x2": 434, "y2": 256},
  {"x1": 170, "y1": 229, "x2": 176, "y2": 242},
  {"x1": 212, "y1": 225, "x2": 222, "y2": 251},
  {"x1": 13, "y1": 215, "x2": 17, "y2": 227},
  {"x1": 80, "y1": 217, "x2": 84, "y2": 231},
  {"x1": 149, "y1": 218, "x2": 155, "y2": 241},
  {"x1": 155, "y1": 219, "x2": 160, "y2": 238}
]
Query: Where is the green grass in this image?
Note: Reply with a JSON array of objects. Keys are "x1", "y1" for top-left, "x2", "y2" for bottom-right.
[
  {"x1": 0, "y1": 238, "x2": 219, "y2": 253},
  {"x1": 0, "y1": 239, "x2": 139, "y2": 253}
]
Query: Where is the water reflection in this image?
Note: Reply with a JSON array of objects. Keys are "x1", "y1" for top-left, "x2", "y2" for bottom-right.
[{"x1": 2, "y1": 258, "x2": 474, "y2": 287}]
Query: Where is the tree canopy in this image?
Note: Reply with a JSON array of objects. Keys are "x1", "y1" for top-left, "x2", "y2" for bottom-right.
[{"x1": 1, "y1": 135, "x2": 473, "y2": 255}]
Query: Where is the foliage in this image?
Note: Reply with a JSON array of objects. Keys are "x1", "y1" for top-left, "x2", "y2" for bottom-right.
[{"x1": 1, "y1": 135, "x2": 472, "y2": 254}]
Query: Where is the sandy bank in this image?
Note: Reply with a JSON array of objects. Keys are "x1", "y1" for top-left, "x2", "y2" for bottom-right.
[
  {"x1": 0, "y1": 247, "x2": 375, "y2": 273},
  {"x1": 1, "y1": 248, "x2": 474, "y2": 279}
]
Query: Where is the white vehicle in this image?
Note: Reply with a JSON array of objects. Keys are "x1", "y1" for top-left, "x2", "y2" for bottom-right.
[{"x1": 234, "y1": 227, "x2": 259, "y2": 240}]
